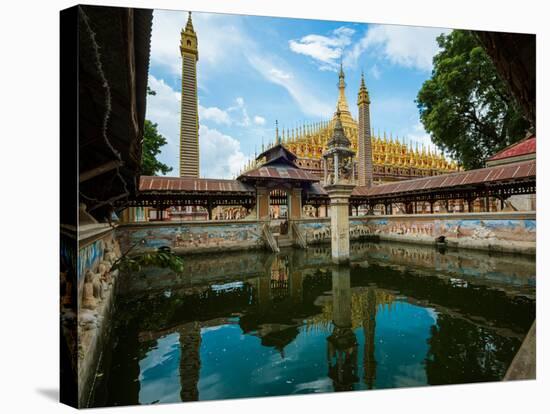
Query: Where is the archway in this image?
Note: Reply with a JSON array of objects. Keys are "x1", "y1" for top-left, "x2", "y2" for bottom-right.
[{"x1": 269, "y1": 189, "x2": 289, "y2": 235}]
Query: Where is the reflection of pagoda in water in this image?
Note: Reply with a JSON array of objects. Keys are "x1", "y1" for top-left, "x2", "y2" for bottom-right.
[
  {"x1": 320, "y1": 267, "x2": 394, "y2": 391},
  {"x1": 269, "y1": 255, "x2": 290, "y2": 300}
]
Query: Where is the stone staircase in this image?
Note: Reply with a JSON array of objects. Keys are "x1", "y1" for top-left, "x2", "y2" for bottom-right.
[
  {"x1": 291, "y1": 222, "x2": 307, "y2": 248},
  {"x1": 262, "y1": 223, "x2": 280, "y2": 253},
  {"x1": 276, "y1": 234, "x2": 293, "y2": 248},
  {"x1": 262, "y1": 221, "x2": 308, "y2": 252}
]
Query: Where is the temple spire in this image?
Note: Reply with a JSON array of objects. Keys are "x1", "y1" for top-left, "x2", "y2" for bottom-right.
[
  {"x1": 336, "y1": 62, "x2": 351, "y2": 116},
  {"x1": 185, "y1": 11, "x2": 195, "y2": 33}
]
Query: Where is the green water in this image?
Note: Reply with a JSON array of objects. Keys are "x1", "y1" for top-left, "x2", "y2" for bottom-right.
[{"x1": 91, "y1": 241, "x2": 535, "y2": 407}]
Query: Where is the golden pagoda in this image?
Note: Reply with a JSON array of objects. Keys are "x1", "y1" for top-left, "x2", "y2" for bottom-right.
[{"x1": 246, "y1": 65, "x2": 458, "y2": 184}]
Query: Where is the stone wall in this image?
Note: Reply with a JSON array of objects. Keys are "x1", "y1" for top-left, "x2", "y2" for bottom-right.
[
  {"x1": 115, "y1": 212, "x2": 535, "y2": 256},
  {"x1": 116, "y1": 220, "x2": 265, "y2": 254},
  {"x1": 73, "y1": 225, "x2": 122, "y2": 407},
  {"x1": 294, "y1": 211, "x2": 535, "y2": 255}
]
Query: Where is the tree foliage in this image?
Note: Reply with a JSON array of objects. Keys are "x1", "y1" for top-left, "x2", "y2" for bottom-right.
[
  {"x1": 141, "y1": 86, "x2": 172, "y2": 176},
  {"x1": 141, "y1": 119, "x2": 173, "y2": 176},
  {"x1": 417, "y1": 30, "x2": 530, "y2": 169},
  {"x1": 112, "y1": 249, "x2": 184, "y2": 274}
]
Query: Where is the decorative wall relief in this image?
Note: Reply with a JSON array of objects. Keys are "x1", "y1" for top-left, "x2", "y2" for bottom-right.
[{"x1": 117, "y1": 222, "x2": 265, "y2": 254}]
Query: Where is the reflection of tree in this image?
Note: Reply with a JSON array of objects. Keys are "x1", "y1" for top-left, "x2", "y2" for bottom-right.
[
  {"x1": 352, "y1": 263, "x2": 535, "y2": 335},
  {"x1": 425, "y1": 314, "x2": 521, "y2": 385},
  {"x1": 92, "y1": 309, "x2": 141, "y2": 406}
]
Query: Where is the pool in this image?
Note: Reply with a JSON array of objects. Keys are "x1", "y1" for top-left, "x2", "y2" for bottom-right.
[{"x1": 91, "y1": 241, "x2": 535, "y2": 406}]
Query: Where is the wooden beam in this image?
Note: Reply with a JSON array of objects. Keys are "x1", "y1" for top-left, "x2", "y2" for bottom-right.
[{"x1": 79, "y1": 160, "x2": 123, "y2": 183}]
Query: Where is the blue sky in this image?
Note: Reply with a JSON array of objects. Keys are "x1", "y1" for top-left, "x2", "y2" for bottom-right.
[{"x1": 146, "y1": 9, "x2": 451, "y2": 178}]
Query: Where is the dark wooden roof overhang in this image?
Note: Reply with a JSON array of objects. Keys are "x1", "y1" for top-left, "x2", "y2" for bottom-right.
[{"x1": 77, "y1": 5, "x2": 153, "y2": 219}]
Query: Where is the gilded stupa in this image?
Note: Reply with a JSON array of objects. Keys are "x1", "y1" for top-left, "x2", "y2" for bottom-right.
[{"x1": 241, "y1": 64, "x2": 458, "y2": 184}]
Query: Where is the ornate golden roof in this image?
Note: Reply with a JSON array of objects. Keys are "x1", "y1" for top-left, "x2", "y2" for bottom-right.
[
  {"x1": 240, "y1": 66, "x2": 458, "y2": 176},
  {"x1": 280, "y1": 120, "x2": 457, "y2": 172}
]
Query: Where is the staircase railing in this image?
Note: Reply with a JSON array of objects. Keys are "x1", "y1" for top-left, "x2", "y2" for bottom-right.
[
  {"x1": 291, "y1": 222, "x2": 307, "y2": 249},
  {"x1": 262, "y1": 223, "x2": 280, "y2": 253}
]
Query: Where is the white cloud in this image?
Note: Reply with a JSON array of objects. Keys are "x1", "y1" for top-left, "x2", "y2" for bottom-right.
[
  {"x1": 289, "y1": 26, "x2": 355, "y2": 71},
  {"x1": 345, "y1": 24, "x2": 450, "y2": 71},
  {"x1": 199, "y1": 105, "x2": 231, "y2": 125},
  {"x1": 268, "y1": 68, "x2": 292, "y2": 81},
  {"x1": 197, "y1": 96, "x2": 255, "y2": 127},
  {"x1": 151, "y1": 10, "x2": 334, "y2": 119},
  {"x1": 370, "y1": 64, "x2": 381, "y2": 80},
  {"x1": 150, "y1": 10, "x2": 249, "y2": 84},
  {"x1": 253, "y1": 115, "x2": 266, "y2": 126},
  {"x1": 146, "y1": 75, "x2": 246, "y2": 178},
  {"x1": 199, "y1": 125, "x2": 246, "y2": 179},
  {"x1": 404, "y1": 122, "x2": 437, "y2": 151},
  {"x1": 248, "y1": 54, "x2": 333, "y2": 118},
  {"x1": 227, "y1": 96, "x2": 250, "y2": 127}
]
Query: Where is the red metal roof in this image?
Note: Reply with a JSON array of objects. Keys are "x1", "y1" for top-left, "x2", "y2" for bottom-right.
[
  {"x1": 239, "y1": 165, "x2": 319, "y2": 182},
  {"x1": 351, "y1": 159, "x2": 535, "y2": 198},
  {"x1": 487, "y1": 135, "x2": 536, "y2": 161},
  {"x1": 139, "y1": 176, "x2": 254, "y2": 193}
]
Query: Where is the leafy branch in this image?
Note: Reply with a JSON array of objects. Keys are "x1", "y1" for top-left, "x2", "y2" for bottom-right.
[{"x1": 111, "y1": 240, "x2": 184, "y2": 274}]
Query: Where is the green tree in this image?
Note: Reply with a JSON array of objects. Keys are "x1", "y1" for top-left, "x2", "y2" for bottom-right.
[
  {"x1": 417, "y1": 30, "x2": 530, "y2": 169},
  {"x1": 141, "y1": 120, "x2": 173, "y2": 176},
  {"x1": 141, "y1": 87, "x2": 172, "y2": 176}
]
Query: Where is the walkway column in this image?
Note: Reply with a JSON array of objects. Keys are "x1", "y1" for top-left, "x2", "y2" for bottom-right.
[
  {"x1": 289, "y1": 188, "x2": 302, "y2": 219},
  {"x1": 322, "y1": 110, "x2": 356, "y2": 264},
  {"x1": 256, "y1": 187, "x2": 270, "y2": 221},
  {"x1": 326, "y1": 185, "x2": 355, "y2": 264}
]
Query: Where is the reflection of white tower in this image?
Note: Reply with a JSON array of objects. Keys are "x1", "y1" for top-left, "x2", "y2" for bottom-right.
[{"x1": 327, "y1": 266, "x2": 358, "y2": 391}]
